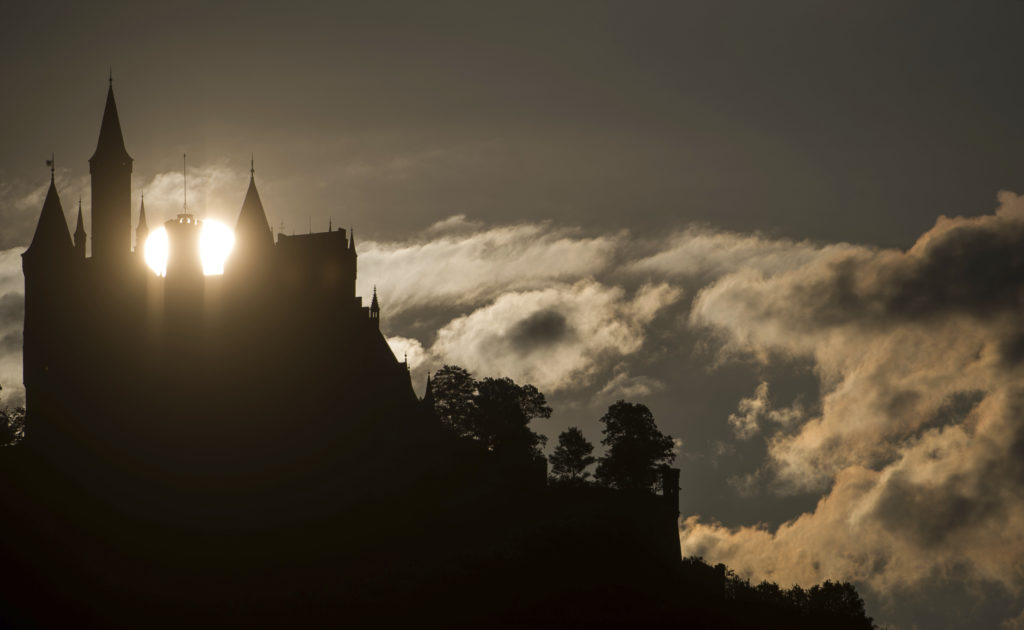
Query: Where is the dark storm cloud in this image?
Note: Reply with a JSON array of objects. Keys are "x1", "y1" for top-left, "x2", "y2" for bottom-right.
[
  {"x1": 507, "y1": 309, "x2": 572, "y2": 354},
  {"x1": 790, "y1": 212, "x2": 1024, "y2": 330}
]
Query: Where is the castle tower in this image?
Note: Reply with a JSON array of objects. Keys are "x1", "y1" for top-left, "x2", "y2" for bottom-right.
[
  {"x1": 22, "y1": 171, "x2": 73, "y2": 398},
  {"x1": 88, "y1": 78, "x2": 133, "y2": 264}
]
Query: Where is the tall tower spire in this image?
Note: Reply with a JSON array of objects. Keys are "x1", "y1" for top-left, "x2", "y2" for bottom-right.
[
  {"x1": 74, "y1": 198, "x2": 87, "y2": 259},
  {"x1": 230, "y1": 157, "x2": 274, "y2": 271},
  {"x1": 89, "y1": 77, "x2": 133, "y2": 263},
  {"x1": 135, "y1": 194, "x2": 149, "y2": 254},
  {"x1": 369, "y1": 285, "x2": 380, "y2": 328}
]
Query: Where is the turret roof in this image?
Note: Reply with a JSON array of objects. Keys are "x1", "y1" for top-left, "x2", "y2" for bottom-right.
[
  {"x1": 235, "y1": 171, "x2": 274, "y2": 250},
  {"x1": 26, "y1": 176, "x2": 73, "y2": 257},
  {"x1": 89, "y1": 83, "x2": 132, "y2": 163}
]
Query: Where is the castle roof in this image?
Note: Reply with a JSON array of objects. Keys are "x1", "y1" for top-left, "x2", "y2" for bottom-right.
[
  {"x1": 137, "y1": 195, "x2": 148, "y2": 233},
  {"x1": 89, "y1": 83, "x2": 132, "y2": 164},
  {"x1": 74, "y1": 199, "x2": 86, "y2": 241},
  {"x1": 25, "y1": 176, "x2": 73, "y2": 258},
  {"x1": 235, "y1": 171, "x2": 274, "y2": 251}
]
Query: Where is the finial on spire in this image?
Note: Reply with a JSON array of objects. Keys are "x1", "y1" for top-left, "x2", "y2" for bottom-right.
[
  {"x1": 250, "y1": 153, "x2": 255, "y2": 178},
  {"x1": 46, "y1": 153, "x2": 54, "y2": 180},
  {"x1": 108, "y1": 67, "x2": 112, "y2": 87},
  {"x1": 183, "y1": 153, "x2": 187, "y2": 212}
]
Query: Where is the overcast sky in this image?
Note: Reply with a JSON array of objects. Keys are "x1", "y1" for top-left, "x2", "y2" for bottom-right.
[{"x1": 4, "y1": 2, "x2": 1024, "y2": 628}]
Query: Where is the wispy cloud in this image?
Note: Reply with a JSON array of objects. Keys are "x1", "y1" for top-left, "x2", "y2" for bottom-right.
[
  {"x1": 425, "y1": 281, "x2": 681, "y2": 392},
  {"x1": 356, "y1": 216, "x2": 623, "y2": 315}
]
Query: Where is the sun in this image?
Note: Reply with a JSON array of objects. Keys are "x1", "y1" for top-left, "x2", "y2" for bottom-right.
[
  {"x1": 144, "y1": 219, "x2": 235, "y2": 277},
  {"x1": 144, "y1": 226, "x2": 169, "y2": 277},
  {"x1": 199, "y1": 220, "x2": 235, "y2": 275}
]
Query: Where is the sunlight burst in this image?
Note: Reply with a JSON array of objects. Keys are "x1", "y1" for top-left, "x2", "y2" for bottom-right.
[
  {"x1": 144, "y1": 226, "x2": 169, "y2": 277},
  {"x1": 199, "y1": 220, "x2": 235, "y2": 275},
  {"x1": 143, "y1": 219, "x2": 235, "y2": 277}
]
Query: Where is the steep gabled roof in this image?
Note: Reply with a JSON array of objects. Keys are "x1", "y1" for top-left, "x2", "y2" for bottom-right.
[
  {"x1": 26, "y1": 177, "x2": 73, "y2": 257},
  {"x1": 74, "y1": 199, "x2": 87, "y2": 243},
  {"x1": 235, "y1": 173, "x2": 274, "y2": 251},
  {"x1": 89, "y1": 83, "x2": 132, "y2": 163}
]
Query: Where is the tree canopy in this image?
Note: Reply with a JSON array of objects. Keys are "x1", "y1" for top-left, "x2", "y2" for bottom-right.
[
  {"x1": 430, "y1": 365, "x2": 478, "y2": 439},
  {"x1": 429, "y1": 365, "x2": 550, "y2": 458},
  {"x1": 595, "y1": 400, "x2": 675, "y2": 492},
  {"x1": 549, "y1": 427, "x2": 596, "y2": 484}
]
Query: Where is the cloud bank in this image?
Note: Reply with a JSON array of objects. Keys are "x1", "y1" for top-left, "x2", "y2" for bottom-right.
[{"x1": 681, "y1": 192, "x2": 1024, "y2": 603}]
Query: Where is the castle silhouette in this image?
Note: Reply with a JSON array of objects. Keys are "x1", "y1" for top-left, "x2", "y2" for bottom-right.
[{"x1": 5, "y1": 80, "x2": 684, "y2": 628}]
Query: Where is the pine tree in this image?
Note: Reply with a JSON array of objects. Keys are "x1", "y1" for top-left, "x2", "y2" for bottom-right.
[
  {"x1": 595, "y1": 400, "x2": 674, "y2": 492},
  {"x1": 549, "y1": 427, "x2": 596, "y2": 484}
]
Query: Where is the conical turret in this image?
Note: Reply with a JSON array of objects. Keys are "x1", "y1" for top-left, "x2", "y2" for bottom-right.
[
  {"x1": 231, "y1": 160, "x2": 274, "y2": 271},
  {"x1": 74, "y1": 198, "x2": 87, "y2": 259},
  {"x1": 89, "y1": 80, "x2": 131, "y2": 164},
  {"x1": 422, "y1": 372, "x2": 435, "y2": 409},
  {"x1": 88, "y1": 78, "x2": 133, "y2": 262},
  {"x1": 135, "y1": 195, "x2": 148, "y2": 254},
  {"x1": 369, "y1": 285, "x2": 380, "y2": 328},
  {"x1": 25, "y1": 172, "x2": 73, "y2": 262}
]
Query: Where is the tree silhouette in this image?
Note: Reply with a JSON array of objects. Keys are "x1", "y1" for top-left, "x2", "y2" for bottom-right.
[
  {"x1": 475, "y1": 377, "x2": 550, "y2": 458},
  {"x1": 428, "y1": 366, "x2": 550, "y2": 458},
  {"x1": 549, "y1": 427, "x2": 595, "y2": 484},
  {"x1": 595, "y1": 400, "x2": 674, "y2": 492},
  {"x1": 430, "y1": 365, "x2": 478, "y2": 438}
]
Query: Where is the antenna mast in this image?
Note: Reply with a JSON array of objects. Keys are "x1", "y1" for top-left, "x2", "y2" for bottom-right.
[{"x1": 183, "y1": 153, "x2": 187, "y2": 213}]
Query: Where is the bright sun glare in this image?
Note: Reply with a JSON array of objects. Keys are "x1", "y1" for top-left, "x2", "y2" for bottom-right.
[{"x1": 144, "y1": 219, "x2": 235, "y2": 277}]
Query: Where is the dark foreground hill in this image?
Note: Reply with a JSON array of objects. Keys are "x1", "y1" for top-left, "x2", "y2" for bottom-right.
[{"x1": 0, "y1": 427, "x2": 874, "y2": 629}]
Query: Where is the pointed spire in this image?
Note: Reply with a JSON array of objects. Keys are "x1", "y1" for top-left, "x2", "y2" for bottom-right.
[
  {"x1": 234, "y1": 162, "x2": 274, "y2": 254},
  {"x1": 89, "y1": 79, "x2": 132, "y2": 163},
  {"x1": 26, "y1": 175, "x2": 73, "y2": 258},
  {"x1": 138, "y1": 194, "x2": 148, "y2": 231},
  {"x1": 422, "y1": 372, "x2": 435, "y2": 408},
  {"x1": 370, "y1": 285, "x2": 379, "y2": 311},
  {"x1": 74, "y1": 198, "x2": 87, "y2": 258},
  {"x1": 135, "y1": 194, "x2": 149, "y2": 253},
  {"x1": 348, "y1": 226, "x2": 355, "y2": 252}
]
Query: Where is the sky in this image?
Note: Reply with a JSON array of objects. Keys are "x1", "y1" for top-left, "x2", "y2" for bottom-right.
[{"x1": 4, "y1": 2, "x2": 1024, "y2": 627}]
